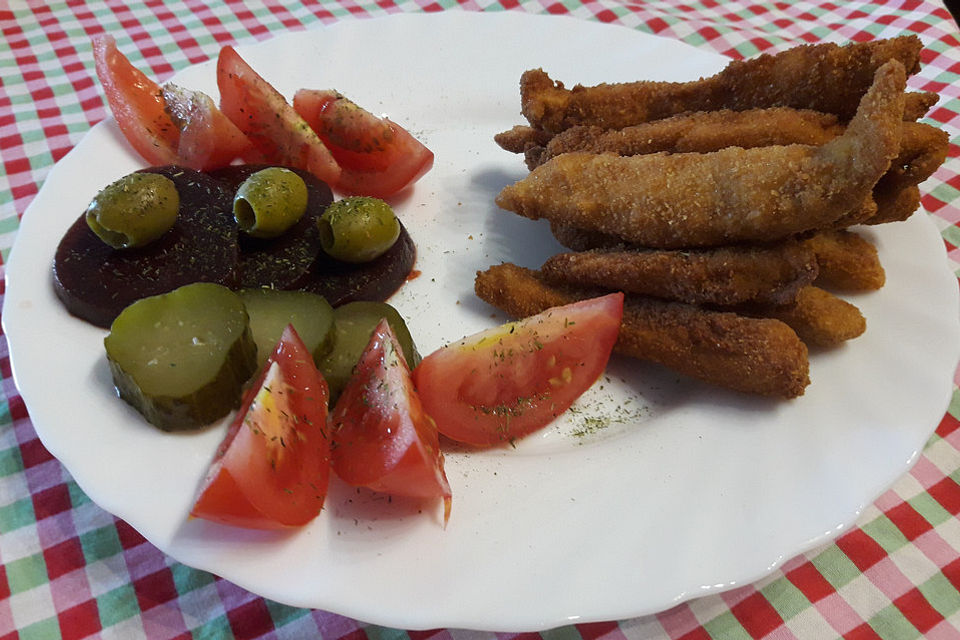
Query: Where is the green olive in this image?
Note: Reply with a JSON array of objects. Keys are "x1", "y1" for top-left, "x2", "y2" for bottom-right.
[
  {"x1": 233, "y1": 167, "x2": 309, "y2": 238},
  {"x1": 318, "y1": 196, "x2": 400, "y2": 263},
  {"x1": 85, "y1": 173, "x2": 179, "y2": 249}
]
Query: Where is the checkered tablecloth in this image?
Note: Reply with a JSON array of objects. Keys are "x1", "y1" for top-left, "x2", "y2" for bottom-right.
[{"x1": 2, "y1": 1, "x2": 960, "y2": 638}]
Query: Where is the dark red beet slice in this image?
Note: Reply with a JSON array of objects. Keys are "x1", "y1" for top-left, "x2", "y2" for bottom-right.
[
  {"x1": 209, "y1": 165, "x2": 334, "y2": 290},
  {"x1": 300, "y1": 221, "x2": 416, "y2": 306},
  {"x1": 52, "y1": 166, "x2": 238, "y2": 328},
  {"x1": 213, "y1": 163, "x2": 415, "y2": 304}
]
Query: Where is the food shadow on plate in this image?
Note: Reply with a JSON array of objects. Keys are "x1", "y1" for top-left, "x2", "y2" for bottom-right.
[
  {"x1": 447, "y1": 166, "x2": 565, "y2": 320},
  {"x1": 612, "y1": 354, "x2": 791, "y2": 418},
  {"x1": 90, "y1": 356, "x2": 164, "y2": 435},
  {"x1": 562, "y1": 355, "x2": 786, "y2": 448},
  {"x1": 172, "y1": 511, "x2": 302, "y2": 546},
  {"x1": 170, "y1": 483, "x2": 439, "y2": 547},
  {"x1": 90, "y1": 355, "x2": 232, "y2": 437},
  {"x1": 472, "y1": 167, "x2": 564, "y2": 264},
  {"x1": 324, "y1": 477, "x2": 447, "y2": 535}
]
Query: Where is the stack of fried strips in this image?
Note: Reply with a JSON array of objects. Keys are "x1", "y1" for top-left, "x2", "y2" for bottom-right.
[{"x1": 483, "y1": 36, "x2": 948, "y2": 398}]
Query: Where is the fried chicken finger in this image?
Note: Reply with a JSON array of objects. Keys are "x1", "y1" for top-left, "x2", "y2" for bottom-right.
[
  {"x1": 539, "y1": 242, "x2": 818, "y2": 307},
  {"x1": 521, "y1": 36, "x2": 921, "y2": 132},
  {"x1": 493, "y1": 125, "x2": 553, "y2": 154},
  {"x1": 524, "y1": 108, "x2": 843, "y2": 169},
  {"x1": 868, "y1": 183, "x2": 921, "y2": 225},
  {"x1": 500, "y1": 91, "x2": 936, "y2": 166},
  {"x1": 751, "y1": 285, "x2": 866, "y2": 348},
  {"x1": 497, "y1": 61, "x2": 906, "y2": 248},
  {"x1": 873, "y1": 121, "x2": 949, "y2": 194},
  {"x1": 903, "y1": 91, "x2": 938, "y2": 121},
  {"x1": 804, "y1": 229, "x2": 885, "y2": 290},
  {"x1": 523, "y1": 116, "x2": 944, "y2": 193},
  {"x1": 475, "y1": 263, "x2": 810, "y2": 399}
]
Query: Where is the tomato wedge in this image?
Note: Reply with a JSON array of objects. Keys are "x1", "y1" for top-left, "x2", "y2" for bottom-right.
[
  {"x1": 293, "y1": 89, "x2": 434, "y2": 198},
  {"x1": 217, "y1": 46, "x2": 341, "y2": 186},
  {"x1": 93, "y1": 36, "x2": 256, "y2": 170},
  {"x1": 92, "y1": 35, "x2": 180, "y2": 166},
  {"x1": 413, "y1": 294, "x2": 624, "y2": 447},
  {"x1": 191, "y1": 325, "x2": 331, "y2": 529},
  {"x1": 161, "y1": 83, "x2": 259, "y2": 169},
  {"x1": 331, "y1": 319, "x2": 451, "y2": 514}
]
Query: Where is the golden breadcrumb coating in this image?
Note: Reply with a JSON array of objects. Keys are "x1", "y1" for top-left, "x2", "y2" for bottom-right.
[
  {"x1": 753, "y1": 285, "x2": 866, "y2": 348},
  {"x1": 804, "y1": 229, "x2": 886, "y2": 290},
  {"x1": 520, "y1": 36, "x2": 921, "y2": 132},
  {"x1": 539, "y1": 242, "x2": 817, "y2": 307},
  {"x1": 498, "y1": 62, "x2": 906, "y2": 248}
]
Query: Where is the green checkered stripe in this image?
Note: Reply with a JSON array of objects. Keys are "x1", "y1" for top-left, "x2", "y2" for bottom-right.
[{"x1": 2, "y1": 1, "x2": 960, "y2": 639}]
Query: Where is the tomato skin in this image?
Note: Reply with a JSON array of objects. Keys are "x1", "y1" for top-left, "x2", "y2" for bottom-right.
[
  {"x1": 161, "y1": 83, "x2": 260, "y2": 169},
  {"x1": 191, "y1": 325, "x2": 331, "y2": 529},
  {"x1": 293, "y1": 90, "x2": 434, "y2": 198},
  {"x1": 93, "y1": 36, "x2": 257, "y2": 170},
  {"x1": 331, "y1": 319, "x2": 451, "y2": 502},
  {"x1": 92, "y1": 35, "x2": 180, "y2": 166},
  {"x1": 413, "y1": 293, "x2": 624, "y2": 447},
  {"x1": 217, "y1": 47, "x2": 341, "y2": 186}
]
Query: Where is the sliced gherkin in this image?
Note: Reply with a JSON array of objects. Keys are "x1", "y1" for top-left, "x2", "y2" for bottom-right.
[
  {"x1": 104, "y1": 283, "x2": 257, "y2": 431},
  {"x1": 239, "y1": 288, "x2": 336, "y2": 368},
  {"x1": 316, "y1": 301, "x2": 419, "y2": 402}
]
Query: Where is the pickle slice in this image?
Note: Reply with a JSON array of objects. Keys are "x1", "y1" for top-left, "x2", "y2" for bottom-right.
[
  {"x1": 316, "y1": 301, "x2": 419, "y2": 402},
  {"x1": 104, "y1": 283, "x2": 257, "y2": 431},
  {"x1": 239, "y1": 288, "x2": 335, "y2": 368}
]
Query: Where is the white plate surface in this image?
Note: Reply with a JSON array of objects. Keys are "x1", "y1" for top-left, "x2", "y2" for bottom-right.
[{"x1": 4, "y1": 10, "x2": 960, "y2": 632}]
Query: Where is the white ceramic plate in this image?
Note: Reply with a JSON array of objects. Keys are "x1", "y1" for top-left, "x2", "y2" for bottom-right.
[{"x1": 4, "y1": 10, "x2": 959, "y2": 632}]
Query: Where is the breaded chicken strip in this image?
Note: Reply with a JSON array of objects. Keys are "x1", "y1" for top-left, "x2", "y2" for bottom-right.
[
  {"x1": 521, "y1": 36, "x2": 921, "y2": 132},
  {"x1": 868, "y1": 183, "x2": 921, "y2": 225},
  {"x1": 475, "y1": 263, "x2": 810, "y2": 398},
  {"x1": 523, "y1": 117, "x2": 945, "y2": 196},
  {"x1": 751, "y1": 285, "x2": 866, "y2": 348},
  {"x1": 522, "y1": 108, "x2": 843, "y2": 169},
  {"x1": 549, "y1": 221, "x2": 624, "y2": 252},
  {"x1": 831, "y1": 196, "x2": 879, "y2": 228},
  {"x1": 539, "y1": 249, "x2": 862, "y2": 347},
  {"x1": 494, "y1": 125, "x2": 553, "y2": 154},
  {"x1": 804, "y1": 229, "x2": 886, "y2": 290},
  {"x1": 539, "y1": 242, "x2": 817, "y2": 307},
  {"x1": 525, "y1": 116, "x2": 940, "y2": 226},
  {"x1": 873, "y1": 122, "x2": 950, "y2": 194},
  {"x1": 498, "y1": 90, "x2": 935, "y2": 160},
  {"x1": 497, "y1": 61, "x2": 906, "y2": 248},
  {"x1": 904, "y1": 90, "x2": 938, "y2": 121}
]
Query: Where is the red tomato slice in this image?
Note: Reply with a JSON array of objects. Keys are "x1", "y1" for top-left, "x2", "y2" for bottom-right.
[
  {"x1": 191, "y1": 325, "x2": 331, "y2": 529},
  {"x1": 331, "y1": 319, "x2": 451, "y2": 512},
  {"x1": 93, "y1": 36, "x2": 256, "y2": 170},
  {"x1": 161, "y1": 83, "x2": 260, "y2": 169},
  {"x1": 92, "y1": 34, "x2": 180, "y2": 166},
  {"x1": 293, "y1": 89, "x2": 434, "y2": 198},
  {"x1": 412, "y1": 294, "x2": 624, "y2": 447},
  {"x1": 217, "y1": 46, "x2": 340, "y2": 185}
]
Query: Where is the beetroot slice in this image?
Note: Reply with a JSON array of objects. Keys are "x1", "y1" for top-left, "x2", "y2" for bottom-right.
[
  {"x1": 53, "y1": 163, "x2": 416, "y2": 330},
  {"x1": 209, "y1": 165, "x2": 333, "y2": 290},
  {"x1": 300, "y1": 221, "x2": 416, "y2": 306},
  {"x1": 214, "y1": 163, "x2": 416, "y2": 305},
  {"x1": 53, "y1": 166, "x2": 238, "y2": 329}
]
